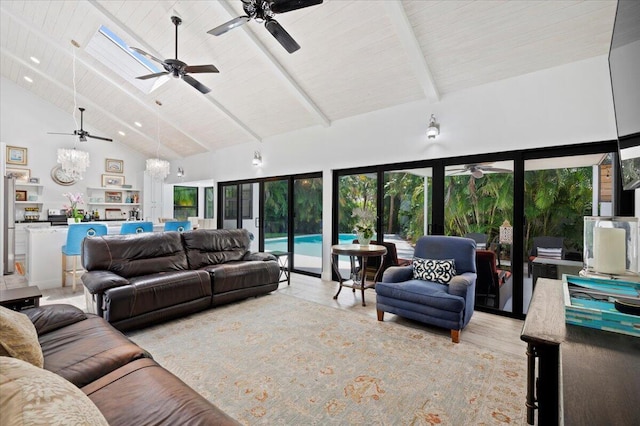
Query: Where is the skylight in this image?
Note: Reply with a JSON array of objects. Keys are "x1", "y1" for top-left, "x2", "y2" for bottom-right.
[{"x1": 85, "y1": 25, "x2": 167, "y2": 94}]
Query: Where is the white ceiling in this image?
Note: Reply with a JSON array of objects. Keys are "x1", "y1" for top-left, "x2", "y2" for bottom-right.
[{"x1": 0, "y1": 0, "x2": 618, "y2": 161}]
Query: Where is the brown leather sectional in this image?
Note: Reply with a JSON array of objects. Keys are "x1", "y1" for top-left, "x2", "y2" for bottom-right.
[
  {"x1": 81, "y1": 228, "x2": 280, "y2": 331},
  {"x1": 24, "y1": 303, "x2": 239, "y2": 425}
]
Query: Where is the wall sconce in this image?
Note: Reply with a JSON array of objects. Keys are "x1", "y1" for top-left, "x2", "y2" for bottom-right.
[
  {"x1": 177, "y1": 167, "x2": 184, "y2": 177},
  {"x1": 427, "y1": 114, "x2": 440, "y2": 139},
  {"x1": 252, "y1": 150, "x2": 262, "y2": 167}
]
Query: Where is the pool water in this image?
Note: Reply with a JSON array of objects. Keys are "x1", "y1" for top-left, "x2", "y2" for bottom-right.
[{"x1": 265, "y1": 233, "x2": 355, "y2": 257}]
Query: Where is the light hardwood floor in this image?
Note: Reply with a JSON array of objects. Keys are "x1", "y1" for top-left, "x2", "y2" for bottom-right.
[{"x1": 1, "y1": 272, "x2": 527, "y2": 358}]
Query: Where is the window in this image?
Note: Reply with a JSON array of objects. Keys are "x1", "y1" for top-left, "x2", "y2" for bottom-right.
[
  {"x1": 223, "y1": 184, "x2": 253, "y2": 220},
  {"x1": 205, "y1": 187, "x2": 214, "y2": 219},
  {"x1": 174, "y1": 186, "x2": 198, "y2": 220}
]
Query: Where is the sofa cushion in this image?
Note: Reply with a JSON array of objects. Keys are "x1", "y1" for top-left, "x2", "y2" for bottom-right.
[
  {"x1": 103, "y1": 270, "x2": 212, "y2": 324},
  {"x1": 82, "y1": 232, "x2": 189, "y2": 278},
  {"x1": 413, "y1": 257, "x2": 456, "y2": 284},
  {"x1": 0, "y1": 356, "x2": 109, "y2": 426},
  {"x1": 83, "y1": 358, "x2": 240, "y2": 426},
  {"x1": 376, "y1": 280, "x2": 466, "y2": 313},
  {"x1": 24, "y1": 304, "x2": 87, "y2": 336},
  {"x1": 38, "y1": 315, "x2": 149, "y2": 388},
  {"x1": 0, "y1": 306, "x2": 44, "y2": 368},
  {"x1": 182, "y1": 229, "x2": 251, "y2": 269},
  {"x1": 537, "y1": 247, "x2": 562, "y2": 259},
  {"x1": 201, "y1": 260, "x2": 280, "y2": 294}
]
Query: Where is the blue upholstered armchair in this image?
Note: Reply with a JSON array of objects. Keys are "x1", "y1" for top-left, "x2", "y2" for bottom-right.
[{"x1": 376, "y1": 236, "x2": 477, "y2": 343}]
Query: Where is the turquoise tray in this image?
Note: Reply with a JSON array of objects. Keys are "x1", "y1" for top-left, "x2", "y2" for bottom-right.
[{"x1": 562, "y1": 274, "x2": 640, "y2": 338}]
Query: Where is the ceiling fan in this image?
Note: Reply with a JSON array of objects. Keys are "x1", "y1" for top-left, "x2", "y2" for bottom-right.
[
  {"x1": 447, "y1": 163, "x2": 513, "y2": 179},
  {"x1": 48, "y1": 107, "x2": 112, "y2": 142},
  {"x1": 131, "y1": 16, "x2": 219, "y2": 94},
  {"x1": 208, "y1": 0, "x2": 323, "y2": 53}
]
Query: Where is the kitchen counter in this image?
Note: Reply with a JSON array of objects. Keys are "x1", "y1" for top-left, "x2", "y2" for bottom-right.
[{"x1": 25, "y1": 222, "x2": 164, "y2": 289}]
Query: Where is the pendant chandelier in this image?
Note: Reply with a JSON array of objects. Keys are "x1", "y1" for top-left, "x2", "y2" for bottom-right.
[
  {"x1": 57, "y1": 148, "x2": 90, "y2": 180},
  {"x1": 58, "y1": 41, "x2": 90, "y2": 180},
  {"x1": 146, "y1": 100, "x2": 170, "y2": 180}
]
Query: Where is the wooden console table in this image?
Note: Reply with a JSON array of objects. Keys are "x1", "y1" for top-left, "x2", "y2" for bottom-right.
[
  {"x1": 331, "y1": 244, "x2": 386, "y2": 306},
  {"x1": 521, "y1": 278, "x2": 640, "y2": 425}
]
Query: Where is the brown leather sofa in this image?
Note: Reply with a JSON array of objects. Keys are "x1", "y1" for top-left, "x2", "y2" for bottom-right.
[
  {"x1": 24, "y1": 303, "x2": 239, "y2": 425},
  {"x1": 81, "y1": 228, "x2": 280, "y2": 331}
]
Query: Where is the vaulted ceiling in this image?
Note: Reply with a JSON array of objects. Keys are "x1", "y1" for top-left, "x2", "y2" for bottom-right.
[{"x1": 0, "y1": 0, "x2": 617, "y2": 160}]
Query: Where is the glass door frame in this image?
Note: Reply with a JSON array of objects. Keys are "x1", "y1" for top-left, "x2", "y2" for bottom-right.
[
  {"x1": 218, "y1": 172, "x2": 323, "y2": 278},
  {"x1": 332, "y1": 140, "x2": 625, "y2": 319}
]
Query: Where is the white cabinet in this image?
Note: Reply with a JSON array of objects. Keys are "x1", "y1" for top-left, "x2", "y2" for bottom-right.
[
  {"x1": 141, "y1": 173, "x2": 163, "y2": 223},
  {"x1": 15, "y1": 183, "x2": 43, "y2": 221},
  {"x1": 16, "y1": 222, "x2": 50, "y2": 256}
]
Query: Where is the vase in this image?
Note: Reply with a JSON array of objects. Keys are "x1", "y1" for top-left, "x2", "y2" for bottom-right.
[
  {"x1": 67, "y1": 218, "x2": 79, "y2": 225},
  {"x1": 356, "y1": 232, "x2": 371, "y2": 246}
]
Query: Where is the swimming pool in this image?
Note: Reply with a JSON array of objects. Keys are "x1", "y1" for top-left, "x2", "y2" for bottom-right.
[{"x1": 264, "y1": 233, "x2": 356, "y2": 257}]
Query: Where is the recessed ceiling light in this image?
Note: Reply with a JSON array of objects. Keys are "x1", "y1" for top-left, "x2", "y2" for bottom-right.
[
  {"x1": 23, "y1": 76, "x2": 33, "y2": 83},
  {"x1": 29, "y1": 56, "x2": 40, "y2": 64},
  {"x1": 134, "y1": 121, "x2": 142, "y2": 127},
  {"x1": 118, "y1": 131, "x2": 126, "y2": 136}
]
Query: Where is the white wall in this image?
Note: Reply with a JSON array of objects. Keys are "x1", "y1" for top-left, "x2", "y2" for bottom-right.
[{"x1": 0, "y1": 77, "x2": 147, "y2": 216}]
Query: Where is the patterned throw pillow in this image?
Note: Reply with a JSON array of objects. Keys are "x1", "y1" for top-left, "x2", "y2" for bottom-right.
[
  {"x1": 413, "y1": 257, "x2": 456, "y2": 284},
  {"x1": 0, "y1": 306, "x2": 44, "y2": 368},
  {"x1": 0, "y1": 357, "x2": 109, "y2": 426}
]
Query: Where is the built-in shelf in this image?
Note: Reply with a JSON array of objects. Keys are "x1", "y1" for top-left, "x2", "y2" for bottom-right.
[
  {"x1": 88, "y1": 203, "x2": 141, "y2": 207},
  {"x1": 16, "y1": 201, "x2": 43, "y2": 204}
]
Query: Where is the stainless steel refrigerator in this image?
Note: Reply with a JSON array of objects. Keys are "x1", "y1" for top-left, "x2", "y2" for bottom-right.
[{"x1": 3, "y1": 176, "x2": 15, "y2": 274}]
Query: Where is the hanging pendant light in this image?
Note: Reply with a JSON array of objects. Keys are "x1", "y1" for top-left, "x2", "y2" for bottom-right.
[
  {"x1": 57, "y1": 148, "x2": 90, "y2": 180},
  {"x1": 146, "y1": 100, "x2": 171, "y2": 180},
  {"x1": 57, "y1": 40, "x2": 90, "y2": 180}
]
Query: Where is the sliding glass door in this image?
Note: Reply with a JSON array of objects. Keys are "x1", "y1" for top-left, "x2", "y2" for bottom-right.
[
  {"x1": 220, "y1": 173, "x2": 323, "y2": 277},
  {"x1": 293, "y1": 176, "x2": 323, "y2": 274},
  {"x1": 444, "y1": 161, "x2": 515, "y2": 313}
]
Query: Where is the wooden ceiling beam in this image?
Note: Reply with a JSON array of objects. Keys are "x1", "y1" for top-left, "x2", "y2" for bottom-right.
[{"x1": 384, "y1": 0, "x2": 440, "y2": 103}]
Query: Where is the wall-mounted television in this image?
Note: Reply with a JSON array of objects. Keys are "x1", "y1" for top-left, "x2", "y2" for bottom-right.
[{"x1": 608, "y1": 0, "x2": 640, "y2": 190}]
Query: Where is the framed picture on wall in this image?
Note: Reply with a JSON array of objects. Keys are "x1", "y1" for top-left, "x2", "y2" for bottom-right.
[
  {"x1": 105, "y1": 191, "x2": 122, "y2": 203},
  {"x1": 102, "y1": 174, "x2": 125, "y2": 187},
  {"x1": 105, "y1": 158, "x2": 124, "y2": 174},
  {"x1": 6, "y1": 146, "x2": 27, "y2": 165},
  {"x1": 5, "y1": 167, "x2": 30, "y2": 183}
]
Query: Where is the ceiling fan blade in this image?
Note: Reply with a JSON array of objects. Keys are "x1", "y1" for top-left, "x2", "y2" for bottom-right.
[
  {"x1": 207, "y1": 16, "x2": 250, "y2": 36},
  {"x1": 271, "y1": 0, "x2": 323, "y2": 14},
  {"x1": 182, "y1": 75, "x2": 211, "y2": 94},
  {"x1": 265, "y1": 19, "x2": 300, "y2": 53},
  {"x1": 47, "y1": 132, "x2": 75, "y2": 136},
  {"x1": 86, "y1": 134, "x2": 113, "y2": 142},
  {"x1": 136, "y1": 71, "x2": 170, "y2": 80},
  {"x1": 184, "y1": 64, "x2": 219, "y2": 74},
  {"x1": 129, "y1": 47, "x2": 165, "y2": 65}
]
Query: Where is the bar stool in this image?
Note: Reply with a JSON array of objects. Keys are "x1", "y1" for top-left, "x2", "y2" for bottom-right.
[
  {"x1": 163, "y1": 221, "x2": 192, "y2": 232},
  {"x1": 61, "y1": 223, "x2": 108, "y2": 291},
  {"x1": 120, "y1": 221, "x2": 153, "y2": 234}
]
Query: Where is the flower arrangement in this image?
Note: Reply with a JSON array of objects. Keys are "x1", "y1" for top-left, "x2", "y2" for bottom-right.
[
  {"x1": 63, "y1": 192, "x2": 84, "y2": 222},
  {"x1": 352, "y1": 207, "x2": 376, "y2": 244}
]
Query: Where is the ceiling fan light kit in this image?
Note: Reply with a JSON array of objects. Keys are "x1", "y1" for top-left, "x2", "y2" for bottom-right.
[
  {"x1": 208, "y1": 0, "x2": 323, "y2": 53},
  {"x1": 132, "y1": 16, "x2": 219, "y2": 94}
]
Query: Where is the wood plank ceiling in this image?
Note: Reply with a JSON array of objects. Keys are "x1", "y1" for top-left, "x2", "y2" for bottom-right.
[{"x1": 0, "y1": 0, "x2": 617, "y2": 160}]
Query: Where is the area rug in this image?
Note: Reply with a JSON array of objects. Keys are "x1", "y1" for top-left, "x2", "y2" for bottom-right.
[{"x1": 126, "y1": 294, "x2": 526, "y2": 425}]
